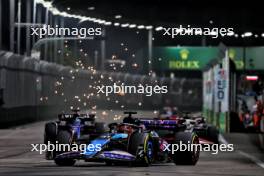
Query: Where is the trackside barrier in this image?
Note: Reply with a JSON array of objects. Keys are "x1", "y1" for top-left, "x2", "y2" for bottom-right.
[{"x1": 0, "y1": 51, "x2": 202, "y2": 127}]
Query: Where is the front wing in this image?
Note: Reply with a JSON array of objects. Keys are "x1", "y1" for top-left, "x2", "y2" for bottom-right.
[{"x1": 55, "y1": 150, "x2": 136, "y2": 162}]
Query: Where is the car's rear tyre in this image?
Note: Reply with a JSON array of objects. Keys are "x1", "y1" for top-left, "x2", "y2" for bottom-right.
[
  {"x1": 128, "y1": 132, "x2": 153, "y2": 166},
  {"x1": 44, "y1": 122, "x2": 57, "y2": 143},
  {"x1": 173, "y1": 132, "x2": 200, "y2": 165},
  {"x1": 54, "y1": 130, "x2": 76, "y2": 166},
  {"x1": 207, "y1": 125, "x2": 219, "y2": 144},
  {"x1": 44, "y1": 122, "x2": 57, "y2": 160}
]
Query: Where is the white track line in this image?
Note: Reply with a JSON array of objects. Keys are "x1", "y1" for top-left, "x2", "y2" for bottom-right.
[
  {"x1": 219, "y1": 134, "x2": 264, "y2": 169},
  {"x1": 237, "y1": 150, "x2": 264, "y2": 169},
  {"x1": 218, "y1": 134, "x2": 229, "y2": 145}
]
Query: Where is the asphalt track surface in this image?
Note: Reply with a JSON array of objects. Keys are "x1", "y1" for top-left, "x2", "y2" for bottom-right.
[{"x1": 0, "y1": 110, "x2": 264, "y2": 176}]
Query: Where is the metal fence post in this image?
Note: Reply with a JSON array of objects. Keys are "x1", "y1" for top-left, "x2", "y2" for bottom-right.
[
  {"x1": 17, "y1": 0, "x2": 22, "y2": 54},
  {"x1": 0, "y1": 0, "x2": 2, "y2": 50},
  {"x1": 9, "y1": 0, "x2": 15, "y2": 52},
  {"x1": 26, "y1": 0, "x2": 32, "y2": 56}
]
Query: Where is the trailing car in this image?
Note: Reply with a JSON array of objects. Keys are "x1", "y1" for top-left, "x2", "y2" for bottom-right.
[
  {"x1": 140, "y1": 115, "x2": 200, "y2": 165},
  {"x1": 181, "y1": 113, "x2": 219, "y2": 144},
  {"x1": 52, "y1": 112, "x2": 200, "y2": 166},
  {"x1": 44, "y1": 109, "x2": 107, "y2": 160},
  {"x1": 158, "y1": 108, "x2": 219, "y2": 144}
]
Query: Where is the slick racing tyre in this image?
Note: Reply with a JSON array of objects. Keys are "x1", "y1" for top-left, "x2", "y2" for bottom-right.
[
  {"x1": 128, "y1": 132, "x2": 153, "y2": 166},
  {"x1": 54, "y1": 130, "x2": 76, "y2": 166},
  {"x1": 206, "y1": 125, "x2": 219, "y2": 144},
  {"x1": 44, "y1": 122, "x2": 57, "y2": 160},
  {"x1": 44, "y1": 122, "x2": 57, "y2": 144},
  {"x1": 173, "y1": 132, "x2": 200, "y2": 165}
]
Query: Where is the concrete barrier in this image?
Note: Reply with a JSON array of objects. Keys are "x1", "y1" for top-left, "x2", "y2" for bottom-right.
[{"x1": 0, "y1": 51, "x2": 202, "y2": 128}]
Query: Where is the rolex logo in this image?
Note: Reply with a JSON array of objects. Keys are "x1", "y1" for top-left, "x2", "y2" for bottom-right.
[
  {"x1": 228, "y1": 49, "x2": 236, "y2": 60},
  {"x1": 180, "y1": 49, "x2": 189, "y2": 60}
]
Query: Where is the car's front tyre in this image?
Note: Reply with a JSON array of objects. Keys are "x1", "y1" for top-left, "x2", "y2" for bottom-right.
[
  {"x1": 128, "y1": 132, "x2": 153, "y2": 166},
  {"x1": 54, "y1": 158, "x2": 76, "y2": 166}
]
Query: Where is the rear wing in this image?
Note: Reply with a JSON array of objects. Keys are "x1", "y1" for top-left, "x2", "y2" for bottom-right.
[
  {"x1": 140, "y1": 118, "x2": 186, "y2": 130},
  {"x1": 58, "y1": 114, "x2": 95, "y2": 121}
]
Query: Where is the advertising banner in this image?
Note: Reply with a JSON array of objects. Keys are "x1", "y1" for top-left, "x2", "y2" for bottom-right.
[
  {"x1": 214, "y1": 50, "x2": 229, "y2": 112},
  {"x1": 153, "y1": 47, "x2": 218, "y2": 70},
  {"x1": 153, "y1": 46, "x2": 264, "y2": 71}
]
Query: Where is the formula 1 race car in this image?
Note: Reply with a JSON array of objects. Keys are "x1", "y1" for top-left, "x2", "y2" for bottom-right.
[
  {"x1": 44, "y1": 109, "x2": 107, "y2": 160},
  {"x1": 158, "y1": 108, "x2": 219, "y2": 144},
  {"x1": 183, "y1": 114, "x2": 219, "y2": 144},
  {"x1": 52, "y1": 112, "x2": 200, "y2": 166}
]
